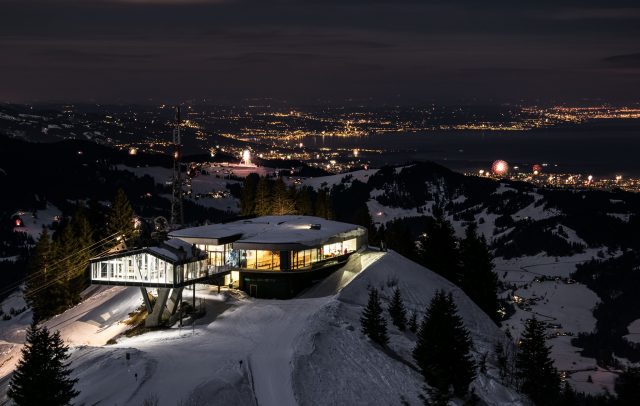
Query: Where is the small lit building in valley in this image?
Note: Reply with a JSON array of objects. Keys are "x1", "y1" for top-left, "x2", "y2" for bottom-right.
[{"x1": 89, "y1": 216, "x2": 367, "y2": 324}]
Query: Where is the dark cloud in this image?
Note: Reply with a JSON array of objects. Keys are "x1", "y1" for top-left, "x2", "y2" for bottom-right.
[
  {"x1": 603, "y1": 53, "x2": 640, "y2": 68},
  {"x1": 0, "y1": 0, "x2": 639, "y2": 103}
]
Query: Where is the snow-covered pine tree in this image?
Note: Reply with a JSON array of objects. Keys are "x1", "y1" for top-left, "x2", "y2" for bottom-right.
[
  {"x1": 388, "y1": 287, "x2": 407, "y2": 331},
  {"x1": 8, "y1": 323, "x2": 79, "y2": 406},
  {"x1": 360, "y1": 287, "x2": 389, "y2": 346},
  {"x1": 413, "y1": 290, "x2": 476, "y2": 402},
  {"x1": 515, "y1": 317, "x2": 561, "y2": 405}
]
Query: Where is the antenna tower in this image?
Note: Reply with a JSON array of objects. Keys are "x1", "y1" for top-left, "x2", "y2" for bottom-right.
[{"x1": 170, "y1": 106, "x2": 184, "y2": 227}]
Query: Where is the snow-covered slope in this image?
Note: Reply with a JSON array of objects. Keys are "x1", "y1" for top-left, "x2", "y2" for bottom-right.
[
  {"x1": 293, "y1": 251, "x2": 522, "y2": 406},
  {"x1": 301, "y1": 167, "x2": 621, "y2": 396},
  {"x1": 296, "y1": 169, "x2": 377, "y2": 190},
  {"x1": 12, "y1": 204, "x2": 62, "y2": 239},
  {"x1": 0, "y1": 286, "x2": 142, "y2": 381},
  {"x1": 0, "y1": 250, "x2": 524, "y2": 405}
]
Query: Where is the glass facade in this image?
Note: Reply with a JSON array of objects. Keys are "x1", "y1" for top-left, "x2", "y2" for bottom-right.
[
  {"x1": 321, "y1": 238, "x2": 357, "y2": 259},
  {"x1": 236, "y1": 250, "x2": 281, "y2": 270},
  {"x1": 196, "y1": 243, "x2": 232, "y2": 268},
  {"x1": 90, "y1": 233, "x2": 363, "y2": 286},
  {"x1": 230, "y1": 237, "x2": 360, "y2": 271},
  {"x1": 91, "y1": 252, "x2": 208, "y2": 285}
]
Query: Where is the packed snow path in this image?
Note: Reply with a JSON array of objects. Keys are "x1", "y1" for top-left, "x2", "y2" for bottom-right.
[
  {"x1": 247, "y1": 298, "x2": 330, "y2": 406},
  {"x1": 250, "y1": 250, "x2": 385, "y2": 406}
]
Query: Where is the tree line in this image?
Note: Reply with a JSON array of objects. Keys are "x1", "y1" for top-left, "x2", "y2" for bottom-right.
[
  {"x1": 26, "y1": 189, "x2": 136, "y2": 322},
  {"x1": 377, "y1": 210, "x2": 501, "y2": 324},
  {"x1": 240, "y1": 174, "x2": 334, "y2": 218},
  {"x1": 361, "y1": 287, "x2": 477, "y2": 404},
  {"x1": 360, "y1": 285, "x2": 639, "y2": 405}
]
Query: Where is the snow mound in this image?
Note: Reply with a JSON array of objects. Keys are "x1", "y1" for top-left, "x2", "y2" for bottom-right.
[{"x1": 625, "y1": 319, "x2": 640, "y2": 344}]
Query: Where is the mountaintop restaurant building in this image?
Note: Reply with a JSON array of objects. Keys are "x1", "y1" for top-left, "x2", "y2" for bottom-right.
[
  {"x1": 90, "y1": 216, "x2": 368, "y2": 309},
  {"x1": 169, "y1": 215, "x2": 368, "y2": 297}
]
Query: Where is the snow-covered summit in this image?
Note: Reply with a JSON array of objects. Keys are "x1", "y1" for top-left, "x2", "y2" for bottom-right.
[{"x1": 0, "y1": 250, "x2": 524, "y2": 405}]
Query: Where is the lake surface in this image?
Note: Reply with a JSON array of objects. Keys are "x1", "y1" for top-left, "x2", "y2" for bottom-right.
[{"x1": 300, "y1": 122, "x2": 640, "y2": 176}]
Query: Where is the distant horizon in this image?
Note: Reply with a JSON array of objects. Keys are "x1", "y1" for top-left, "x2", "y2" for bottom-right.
[{"x1": 3, "y1": 99, "x2": 640, "y2": 108}]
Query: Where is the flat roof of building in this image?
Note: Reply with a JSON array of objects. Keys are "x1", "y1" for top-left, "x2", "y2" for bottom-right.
[
  {"x1": 90, "y1": 238, "x2": 206, "y2": 265},
  {"x1": 169, "y1": 215, "x2": 366, "y2": 250}
]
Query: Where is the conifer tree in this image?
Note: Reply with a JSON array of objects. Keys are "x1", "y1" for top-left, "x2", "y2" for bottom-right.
[
  {"x1": 515, "y1": 317, "x2": 561, "y2": 405},
  {"x1": 459, "y1": 223, "x2": 500, "y2": 323},
  {"x1": 8, "y1": 323, "x2": 79, "y2": 406},
  {"x1": 240, "y1": 173, "x2": 259, "y2": 215},
  {"x1": 409, "y1": 312, "x2": 418, "y2": 333},
  {"x1": 388, "y1": 288, "x2": 407, "y2": 331},
  {"x1": 360, "y1": 287, "x2": 389, "y2": 346},
  {"x1": 385, "y1": 220, "x2": 416, "y2": 260},
  {"x1": 418, "y1": 214, "x2": 461, "y2": 284},
  {"x1": 353, "y1": 205, "x2": 374, "y2": 238},
  {"x1": 106, "y1": 188, "x2": 135, "y2": 243},
  {"x1": 25, "y1": 229, "x2": 52, "y2": 322},
  {"x1": 295, "y1": 186, "x2": 314, "y2": 215},
  {"x1": 255, "y1": 176, "x2": 273, "y2": 216},
  {"x1": 51, "y1": 224, "x2": 79, "y2": 310},
  {"x1": 413, "y1": 290, "x2": 476, "y2": 401},
  {"x1": 68, "y1": 210, "x2": 94, "y2": 304},
  {"x1": 315, "y1": 189, "x2": 334, "y2": 219},
  {"x1": 86, "y1": 197, "x2": 106, "y2": 235},
  {"x1": 271, "y1": 178, "x2": 296, "y2": 215},
  {"x1": 324, "y1": 191, "x2": 335, "y2": 220},
  {"x1": 556, "y1": 382, "x2": 579, "y2": 406},
  {"x1": 614, "y1": 367, "x2": 640, "y2": 406}
]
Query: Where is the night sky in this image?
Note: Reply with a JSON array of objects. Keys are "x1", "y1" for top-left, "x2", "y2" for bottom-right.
[{"x1": 2, "y1": 0, "x2": 640, "y2": 104}]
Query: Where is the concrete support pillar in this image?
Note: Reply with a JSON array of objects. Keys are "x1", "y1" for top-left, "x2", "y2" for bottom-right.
[
  {"x1": 145, "y1": 287, "x2": 171, "y2": 327},
  {"x1": 140, "y1": 287, "x2": 152, "y2": 314},
  {"x1": 167, "y1": 287, "x2": 183, "y2": 315}
]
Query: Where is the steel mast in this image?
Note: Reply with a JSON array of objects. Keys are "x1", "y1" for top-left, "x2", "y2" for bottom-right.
[{"x1": 170, "y1": 106, "x2": 184, "y2": 227}]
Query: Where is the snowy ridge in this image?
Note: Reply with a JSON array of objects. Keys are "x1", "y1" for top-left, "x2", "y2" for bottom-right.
[{"x1": 299, "y1": 169, "x2": 377, "y2": 190}]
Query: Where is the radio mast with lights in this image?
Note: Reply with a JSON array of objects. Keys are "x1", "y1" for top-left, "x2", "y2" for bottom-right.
[{"x1": 170, "y1": 106, "x2": 184, "y2": 227}]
